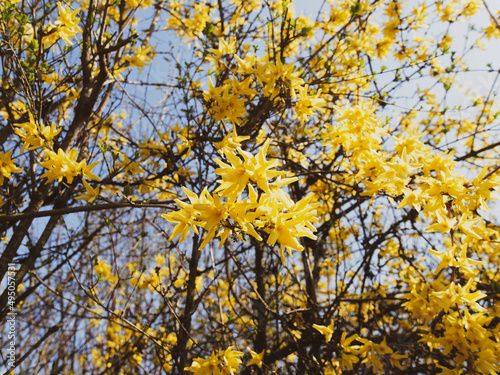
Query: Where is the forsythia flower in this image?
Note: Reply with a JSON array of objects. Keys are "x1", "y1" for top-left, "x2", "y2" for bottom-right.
[
  {"x1": 121, "y1": 46, "x2": 155, "y2": 72},
  {"x1": 246, "y1": 347, "x2": 264, "y2": 368},
  {"x1": 40, "y1": 148, "x2": 101, "y2": 184},
  {"x1": 165, "y1": 139, "x2": 318, "y2": 261},
  {"x1": 163, "y1": 187, "x2": 202, "y2": 242},
  {"x1": 214, "y1": 126, "x2": 250, "y2": 155},
  {"x1": 75, "y1": 179, "x2": 100, "y2": 203},
  {"x1": 292, "y1": 85, "x2": 325, "y2": 124},
  {"x1": 43, "y1": 2, "x2": 82, "y2": 47},
  {"x1": 185, "y1": 346, "x2": 243, "y2": 375},
  {"x1": 15, "y1": 114, "x2": 61, "y2": 151},
  {"x1": 93, "y1": 258, "x2": 117, "y2": 283},
  {"x1": 313, "y1": 321, "x2": 335, "y2": 343},
  {"x1": 0, "y1": 151, "x2": 23, "y2": 185}
]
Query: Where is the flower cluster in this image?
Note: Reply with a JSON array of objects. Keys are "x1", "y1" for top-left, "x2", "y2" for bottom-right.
[
  {"x1": 42, "y1": 2, "x2": 82, "y2": 47},
  {"x1": 15, "y1": 112, "x2": 100, "y2": 197},
  {"x1": 164, "y1": 137, "x2": 318, "y2": 263},
  {"x1": 203, "y1": 39, "x2": 325, "y2": 127},
  {"x1": 0, "y1": 151, "x2": 22, "y2": 185}
]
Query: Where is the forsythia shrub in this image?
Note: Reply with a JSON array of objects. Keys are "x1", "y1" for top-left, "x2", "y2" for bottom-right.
[{"x1": 1, "y1": 0, "x2": 500, "y2": 374}]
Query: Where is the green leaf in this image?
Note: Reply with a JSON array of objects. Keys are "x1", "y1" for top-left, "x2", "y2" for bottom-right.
[
  {"x1": 202, "y1": 21, "x2": 214, "y2": 37},
  {"x1": 300, "y1": 26, "x2": 312, "y2": 36},
  {"x1": 492, "y1": 281, "x2": 500, "y2": 294},
  {"x1": 350, "y1": 2, "x2": 362, "y2": 15},
  {"x1": 99, "y1": 142, "x2": 108, "y2": 153},
  {"x1": 124, "y1": 183, "x2": 132, "y2": 197}
]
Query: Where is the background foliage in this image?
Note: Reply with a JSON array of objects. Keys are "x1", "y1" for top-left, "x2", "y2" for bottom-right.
[{"x1": 1, "y1": 0, "x2": 500, "y2": 374}]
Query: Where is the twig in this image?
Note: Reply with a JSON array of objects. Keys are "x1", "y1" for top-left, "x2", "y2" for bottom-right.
[
  {"x1": 482, "y1": 0, "x2": 500, "y2": 29},
  {"x1": 0, "y1": 199, "x2": 181, "y2": 224}
]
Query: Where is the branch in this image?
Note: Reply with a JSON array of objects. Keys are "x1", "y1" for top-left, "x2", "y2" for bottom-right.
[
  {"x1": 455, "y1": 140, "x2": 500, "y2": 161},
  {"x1": 482, "y1": 0, "x2": 500, "y2": 30},
  {"x1": 0, "y1": 199, "x2": 181, "y2": 224}
]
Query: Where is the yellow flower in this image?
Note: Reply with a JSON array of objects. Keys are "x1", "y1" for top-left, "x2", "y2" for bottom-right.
[
  {"x1": 206, "y1": 38, "x2": 237, "y2": 65},
  {"x1": 221, "y1": 346, "x2": 244, "y2": 374},
  {"x1": 246, "y1": 347, "x2": 264, "y2": 368},
  {"x1": 116, "y1": 153, "x2": 144, "y2": 177},
  {"x1": 339, "y1": 332, "x2": 360, "y2": 370},
  {"x1": 429, "y1": 246, "x2": 456, "y2": 275},
  {"x1": 267, "y1": 216, "x2": 304, "y2": 256},
  {"x1": 43, "y1": 2, "x2": 82, "y2": 47},
  {"x1": 185, "y1": 351, "x2": 221, "y2": 375},
  {"x1": 234, "y1": 54, "x2": 257, "y2": 75},
  {"x1": 165, "y1": 139, "x2": 317, "y2": 255},
  {"x1": 397, "y1": 188, "x2": 425, "y2": 211},
  {"x1": 75, "y1": 179, "x2": 100, "y2": 203},
  {"x1": 240, "y1": 139, "x2": 286, "y2": 194},
  {"x1": 214, "y1": 151, "x2": 251, "y2": 200},
  {"x1": 214, "y1": 125, "x2": 250, "y2": 154},
  {"x1": 194, "y1": 190, "x2": 229, "y2": 249},
  {"x1": 39, "y1": 148, "x2": 101, "y2": 184},
  {"x1": 93, "y1": 258, "x2": 117, "y2": 283},
  {"x1": 121, "y1": 46, "x2": 154, "y2": 73},
  {"x1": 15, "y1": 113, "x2": 61, "y2": 151},
  {"x1": 82, "y1": 161, "x2": 102, "y2": 182},
  {"x1": 313, "y1": 321, "x2": 335, "y2": 343},
  {"x1": 185, "y1": 346, "x2": 243, "y2": 375},
  {"x1": 292, "y1": 85, "x2": 325, "y2": 124},
  {"x1": 162, "y1": 187, "x2": 201, "y2": 242},
  {"x1": 426, "y1": 210, "x2": 457, "y2": 233},
  {"x1": 0, "y1": 151, "x2": 23, "y2": 185},
  {"x1": 40, "y1": 148, "x2": 85, "y2": 184}
]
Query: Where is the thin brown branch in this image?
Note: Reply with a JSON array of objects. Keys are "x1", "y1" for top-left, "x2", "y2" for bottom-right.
[
  {"x1": 0, "y1": 199, "x2": 180, "y2": 224},
  {"x1": 482, "y1": 0, "x2": 500, "y2": 29}
]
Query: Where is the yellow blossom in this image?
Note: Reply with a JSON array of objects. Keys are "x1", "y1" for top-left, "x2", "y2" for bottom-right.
[
  {"x1": 75, "y1": 179, "x2": 100, "y2": 203},
  {"x1": 313, "y1": 321, "x2": 335, "y2": 343},
  {"x1": 246, "y1": 347, "x2": 264, "y2": 368},
  {"x1": 0, "y1": 151, "x2": 23, "y2": 185}
]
